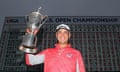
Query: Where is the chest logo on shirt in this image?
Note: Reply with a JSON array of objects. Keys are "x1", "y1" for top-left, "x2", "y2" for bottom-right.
[{"x1": 66, "y1": 53, "x2": 72, "y2": 58}]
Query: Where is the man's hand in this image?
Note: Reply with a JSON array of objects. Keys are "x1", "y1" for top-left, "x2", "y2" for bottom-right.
[{"x1": 26, "y1": 28, "x2": 39, "y2": 35}]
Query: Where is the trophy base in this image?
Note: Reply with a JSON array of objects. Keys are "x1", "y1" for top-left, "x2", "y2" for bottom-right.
[{"x1": 19, "y1": 46, "x2": 37, "y2": 54}]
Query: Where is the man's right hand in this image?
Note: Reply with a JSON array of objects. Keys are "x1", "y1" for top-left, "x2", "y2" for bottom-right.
[{"x1": 26, "y1": 28, "x2": 39, "y2": 35}]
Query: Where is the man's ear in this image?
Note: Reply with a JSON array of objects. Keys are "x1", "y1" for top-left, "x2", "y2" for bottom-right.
[{"x1": 55, "y1": 32, "x2": 58, "y2": 38}]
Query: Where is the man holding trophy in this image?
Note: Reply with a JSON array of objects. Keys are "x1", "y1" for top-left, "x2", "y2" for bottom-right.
[{"x1": 19, "y1": 7, "x2": 86, "y2": 72}]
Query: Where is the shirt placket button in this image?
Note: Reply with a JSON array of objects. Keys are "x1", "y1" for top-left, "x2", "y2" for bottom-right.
[{"x1": 58, "y1": 49, "x2": 64, "y2": 55}]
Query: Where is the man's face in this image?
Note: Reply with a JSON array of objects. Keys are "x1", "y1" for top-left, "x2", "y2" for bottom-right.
[{"x1": 56, "y1": 29, "x2": 71, "y2": 44}]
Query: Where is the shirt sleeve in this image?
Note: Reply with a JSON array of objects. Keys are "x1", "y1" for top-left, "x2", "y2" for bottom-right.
[
  {"x1": 25, "y1": 49, "x2": 47, "y2": 65},
  {"x1": 76, "y1": 51, "x2": 86, "y2": 72}
]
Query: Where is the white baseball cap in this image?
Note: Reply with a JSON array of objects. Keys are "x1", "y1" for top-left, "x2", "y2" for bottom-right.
[{"x1": 56, "y1": 24, "x2": 70, "y2": 32}]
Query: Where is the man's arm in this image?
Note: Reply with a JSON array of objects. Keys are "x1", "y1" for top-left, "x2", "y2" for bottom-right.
[
  {"x1": 26, "y1": 53, "x2": 45, "y2": 65},
  {"x1": 23, "y1": 28, "x2": 45, "y2": 65}
]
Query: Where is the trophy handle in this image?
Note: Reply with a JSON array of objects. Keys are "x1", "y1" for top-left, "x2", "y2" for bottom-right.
[
  {"x1": 34, "y1": 35, "x2": 37, "y2": 47},
  {"x1": 38, "y1": 15, "x2": 48, "y2": 29}
]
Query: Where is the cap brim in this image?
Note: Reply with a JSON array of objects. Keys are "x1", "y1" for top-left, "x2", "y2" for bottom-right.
[{"x1": 56, "y1": 28, "x2": 70, "y2": 32}]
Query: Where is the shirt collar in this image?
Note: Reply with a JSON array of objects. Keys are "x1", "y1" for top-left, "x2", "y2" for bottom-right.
[{"x1": 55, "y1": 43, "x2": 71, "y2": 49}]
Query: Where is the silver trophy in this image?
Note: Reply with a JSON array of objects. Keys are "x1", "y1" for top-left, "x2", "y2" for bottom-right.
[{"x1": 19, "y1": 7, "x2": 48, "y2": 53}]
